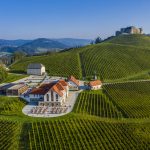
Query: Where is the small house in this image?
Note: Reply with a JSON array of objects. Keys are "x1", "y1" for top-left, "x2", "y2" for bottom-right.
[
  {"x1": 27, "y1": 63, "x2": 45, "y2": 76},
  {"x1": 67, "y1": 76, "x2": 80, "y2": 91},
  {"x1": 89, "y1": 80, "x2": 102, "y2": 90}
]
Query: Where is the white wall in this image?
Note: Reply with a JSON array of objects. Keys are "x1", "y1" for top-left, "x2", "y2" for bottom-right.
[
  {"x1": 27, "y1": 67, "x2": 45, "y2": 76},
  {"x1": 68, "y1": 81, "x2": 79, "y2": 90},
  {"x1": 91, "y1": 85, "x2": 102, "y2": 90}
]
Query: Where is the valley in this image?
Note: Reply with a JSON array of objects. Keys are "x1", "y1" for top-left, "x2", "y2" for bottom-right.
[{"x1": 0, "y1": 34, "x2": 150, "y2": 150}]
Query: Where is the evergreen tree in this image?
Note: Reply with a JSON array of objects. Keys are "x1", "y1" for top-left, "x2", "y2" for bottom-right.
[
  {"x1": 95, "y1": 37, "x2": 102, "y2": 44},
  {"x1": 0, "y1": 66, "x2": 8, "y2": 83}
]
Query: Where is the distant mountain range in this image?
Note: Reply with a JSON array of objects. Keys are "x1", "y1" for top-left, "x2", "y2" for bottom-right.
[{"x1": 0, "y1": 38, "x2": 92, "y2": 55}]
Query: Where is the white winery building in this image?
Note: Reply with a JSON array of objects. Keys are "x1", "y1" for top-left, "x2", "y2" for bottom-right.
[
  {"x1": 29, "y1": 80, "x2": 69, "y2": 107},
  {"x1": 27, "y1": 63, "x2": 45, "y2": 76}
]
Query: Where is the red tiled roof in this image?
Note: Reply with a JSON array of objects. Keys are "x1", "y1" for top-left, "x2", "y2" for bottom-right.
[
  {"x1": 68, "y1": 76, "x2": 80, "y2": 86},
  {"x1": 52, "y1": 84, "x2": 63, "y2": 97},
  {"x1": 89, "y1": 80, "x2": 102, "y2": 87},
  {"x1": 30, "y1": 81, "x2": 65, "y2": 97},
  {"x1": 30, "y1": 83, "x2": 54, "y2": 95},
  {"x1": 58, "y1": 80, "x2": 68, "y2": 86}
]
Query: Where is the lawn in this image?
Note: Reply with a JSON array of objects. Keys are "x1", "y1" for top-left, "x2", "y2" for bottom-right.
[{"x1": 1, "y1": 73, "x2": 28, "y2": 83}]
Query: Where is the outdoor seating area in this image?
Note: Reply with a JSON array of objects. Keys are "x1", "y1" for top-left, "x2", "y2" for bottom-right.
[{"x1": 30, "y1": 106, "x2": 69, "y2": 114}]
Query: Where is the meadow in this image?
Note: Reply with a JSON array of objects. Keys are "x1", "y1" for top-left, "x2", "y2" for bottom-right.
[{"x1": 1, "y1": 73, "x2": 28, "y2": 83}]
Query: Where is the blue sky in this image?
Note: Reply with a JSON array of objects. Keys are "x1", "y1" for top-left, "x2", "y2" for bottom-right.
[{"x1": 0, "y1": 0, "x2": 150, "y2": 39}]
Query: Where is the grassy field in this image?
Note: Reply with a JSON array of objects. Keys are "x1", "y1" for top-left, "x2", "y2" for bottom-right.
[
  {"x1": 10, "y1": 35, "x2": 150, "y2": 81},
  {"x1": 0, "y1": 81, "x2": 150, "y2": 149},
  {"x1": 103, "y1": 81, "x2": 150, "y2": 118},
  {"x1": 1, "y1": 73, "x2": 28, "y2": 83}
]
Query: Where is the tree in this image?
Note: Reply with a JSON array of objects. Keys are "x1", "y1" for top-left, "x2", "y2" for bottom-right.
[
  {"x1": 0, "y1": 66, "x2": 8, "y2": 83},
  {"x1": 95, "y1": 37, "x2": 102, "y2": 44},
  {"x1": 13, "y1": 51, "x2": 26, "y2": 62}
]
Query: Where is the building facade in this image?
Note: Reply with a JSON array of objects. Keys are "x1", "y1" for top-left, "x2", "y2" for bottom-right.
[
  {"x1": 68, "y1": 76, "x2": 80, "y2": 91},
  {"x1": 89, "y1": 80, "x2": 102, "y2": 90},
  {"x1": 27, "y1": 63, "x2": 45, "y2": 76},
  {"x1": 29, "y1": 80, "x2": 69, "y2": 107},
  {"x1": 116, "y1": 26, "x2": 143, "y2": 36},
  {"x1": 6, "y1": 84, "x2": 28, "y2": 96}
]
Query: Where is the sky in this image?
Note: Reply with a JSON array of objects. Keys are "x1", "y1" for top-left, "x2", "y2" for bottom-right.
[{"x1": 0, "y1": 0, "x2": 150, "y2": 40}]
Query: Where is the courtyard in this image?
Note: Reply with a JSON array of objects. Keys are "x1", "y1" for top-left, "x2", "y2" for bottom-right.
[{"x1": 22, "y1": 91, "x2": 80, "y2": 117}]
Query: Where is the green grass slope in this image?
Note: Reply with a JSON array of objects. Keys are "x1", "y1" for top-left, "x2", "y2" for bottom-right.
[
  {"x1": 10, "y1": 52, "x2": 82, "y2": 79},
  {"x1": 107, "y1": 34, "x2": 150, "y2": 49},
  {"x1": 1, "y1": 73, "x2": 28, "y2": 83}
]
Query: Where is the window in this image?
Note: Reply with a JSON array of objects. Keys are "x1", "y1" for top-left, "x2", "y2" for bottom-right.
[
  {"x1": 56, "y1": 94, "x2": 58, "y2": 101},
  {"x1": 51, "y1": 91, "x2": 54, "y2": 101},
  {"x1": 46, "y1": 94, "x2": 49, "y2": 101}
]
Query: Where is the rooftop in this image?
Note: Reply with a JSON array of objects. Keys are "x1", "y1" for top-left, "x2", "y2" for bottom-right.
[
  {"x1": 89, "y1": 80, "x2": 102, "y2": 87},
  {"x1": 8, "y1": 84, "x2": 27, "y2": 90},
  {"x1": 27, "y1": 63, "x2": 45, "y2": 69},
  {"x1": 68, "y1": 76, "x2": 80, "y2": 86},
  {"x1": 30, "y1": 80, "x2": 68, "y2": 97}
]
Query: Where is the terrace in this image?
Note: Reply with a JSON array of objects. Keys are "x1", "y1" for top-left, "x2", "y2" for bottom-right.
[{"x1": 22, "y1": 91, "x2": 80, "y2": 117}]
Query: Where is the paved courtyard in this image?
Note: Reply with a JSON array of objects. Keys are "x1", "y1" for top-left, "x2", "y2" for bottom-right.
[{"x1": 22, "y1": 91, "x2": 81, "y2": 117}]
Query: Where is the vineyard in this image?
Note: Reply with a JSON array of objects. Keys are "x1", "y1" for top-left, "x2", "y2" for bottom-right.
[
  {"x1": 73, "y1": 90, "x2": 122, "y2": 118},
  {"x1": 10, "y1": 52, "x2": 82, "y2": 79},
  {"x1": 18, "y1": 119, "x2": 150, "y2": 150},
  {"x1": 0, "y1": 82, "x2": 150, "y2": 149},
  {"x1": 1, "y1": 34, "x2": 150, "y2": 149},
  {"x1": 0, "y1": 119, "x2": 21, "y2": 150},
  {"x1": 80, "y1": 43, "x2": 150, "y2": 81},
  {"x1": 10, "y1": 35, "x2": 150, "y2": 81},
  {"x1": 103, "y1": 81, "x2": 150, "y2": 118},
  {"x1": 0, "y1": 96, "x2": 26, "y2": 116}
]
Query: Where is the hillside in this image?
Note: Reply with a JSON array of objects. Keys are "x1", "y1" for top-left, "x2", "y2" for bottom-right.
[
  {"x1": 0, "y1": 81, "x2": 150, "y2": 149},
  {"x1": 0, "y1": 39, "x2": 31, "y2": 47},
  {"x1": 0, "y1": 38, "x2": 91, "y2": 55},
  {"x1": 106, "y1": 34, "x2": 150, "y2": 49},
  {"x1": 79, "y1": 43, "x2": 150, "y2": 81},
  {"x1": 18, "y1": 38, "x2": 68, "y2": 54},
  {"x1": 10, "y1": 52, "x2": 82, "y2": 79},
  {"x1": 11, "y1": 34, "x2": 150, "y2": 82}
]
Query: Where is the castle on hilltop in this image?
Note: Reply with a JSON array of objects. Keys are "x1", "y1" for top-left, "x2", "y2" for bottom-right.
[{"x1": 116, "y1": 26, "x2": 143, "y2": 36}]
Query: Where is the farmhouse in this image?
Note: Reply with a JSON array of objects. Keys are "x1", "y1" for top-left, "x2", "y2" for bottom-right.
[
  {"x1": 67, "y1": 76, "x2": 80, "y2": 91},
  {"x1": 27, "y1": 63, "x2": 45, "y2": 76},
  {"x1": 89, "y1": 80, "x2": 102, "y2": 90},
  {"x1": 6, "y1": 83, "x2": 28, "y2": 96},
  {"x1": 29, "y1": 80, "x2": 69, "y2": 107}
]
